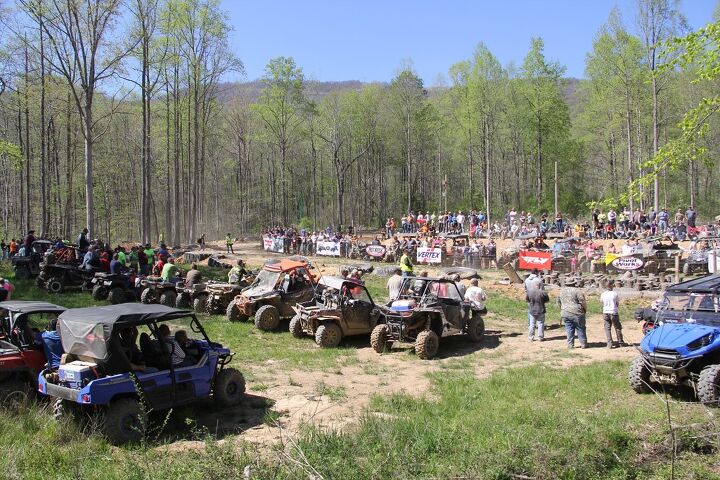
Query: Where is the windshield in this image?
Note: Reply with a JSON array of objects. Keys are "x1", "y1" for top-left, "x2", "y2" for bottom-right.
[
  {"x1": 244, "y1": 270, "x2": 281, "y2": 296},
  {"x1": 427, "y1": 281, "x2": 463, "y2": 301},
  {"x1": 659, "y1": 292, "x2": 720, "y2": 327}
]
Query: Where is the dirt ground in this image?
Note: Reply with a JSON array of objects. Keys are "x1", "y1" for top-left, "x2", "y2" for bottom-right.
[{"x1": 168, "y1": 237, "x2": 653, "y2": 450}]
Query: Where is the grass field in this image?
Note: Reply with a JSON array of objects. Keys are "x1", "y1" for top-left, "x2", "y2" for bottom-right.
[{"x1": 1, "y1": 261, "x2": 718, "y2": 479}]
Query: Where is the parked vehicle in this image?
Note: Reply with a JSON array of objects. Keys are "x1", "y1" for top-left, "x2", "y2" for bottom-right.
[
  {"x1": 11, "y1": 240, "x2": 53, "y2": 280},
  {"x1": 139, "y1": 278, "x2": 179, "y2": 307},
  {"x1": 38, "y1": 304, "x2": 246, "y2": 444},
  {"x1": 291, "y1": 276, "x2": 382, "y2": 347},
  {"x1": 226, "y1": 259, "x2": 317, "y2": 330},
  {"x1": 37, "y1": 246, "x2": 95, "y2": 293},
  {"x1": 90, "y1": 272, "x2": 140, "y2": 304},
  {"x1": 0, "y1": 301, "x2": 66, "y2": 403},
  {"x1": 629, "y1": 274, "x2": 720, "y2": 406},
  {"x1": 370, "y1": 276, "x2": 486, "y2": 360}
]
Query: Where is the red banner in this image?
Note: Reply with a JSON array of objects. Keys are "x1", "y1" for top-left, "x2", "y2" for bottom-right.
[{"x1": 518, "y1": 250, "x2": 552, "y2": 271}]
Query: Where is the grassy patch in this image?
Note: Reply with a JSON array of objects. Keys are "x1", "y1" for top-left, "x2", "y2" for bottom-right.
[{"x1": 314, "y1": 381, "x2": 347, "y2": 402}]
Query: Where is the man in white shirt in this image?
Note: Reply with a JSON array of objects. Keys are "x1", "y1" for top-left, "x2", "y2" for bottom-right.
[
  {"x1": 600, "y1": 281, "x2": 624, "y2": 348},
  {"x1": 464, "y1": 278, "x2": 486, "y2": 310},
  {"x1": 456, "y1": 212, "x2": 466, "y2": 232},
  {"x1": 386, "y1": 268, "x2": 404, "y2": 300}
]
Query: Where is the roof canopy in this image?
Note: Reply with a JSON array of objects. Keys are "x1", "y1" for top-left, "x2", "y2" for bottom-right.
[
  {"x1": 264, "y1": 259, "x2": 309, "y2": 273},
  {"x1": 666, "y1": 274, "x2": 720, "y2": 294},
  {"x1": 0, "y1": 301, "x2": 66, "y2": 314}
]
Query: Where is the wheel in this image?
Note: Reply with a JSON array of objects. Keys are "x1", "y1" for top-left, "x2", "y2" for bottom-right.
[
  {"x1": 629, "y1": 355, "x2": 653, "y2": 394},
  {"x1": 92, "y1": 284, "x2": 108, "y2": 301},
  {"x1": 315, "y1": 322, "x2": 342, "y2": 348},
  {"x1": 697, "y1": 364, "x2": 720, "y2": 407},
  {"x1": 0, "y1": 378, "x2": 33, "y2": 407},
  {"x1": 213, "y1": 368, "x2": 246, "y2": 407},
  {"x1": 254, "y1": 305, "x2": 280, "y2": 331},
  {"x1": 289, "y1": 314, "x2": 304, "y2": 338},
  {"x1": 159, "y1": 290, "x2": 177, "y2": 307},
  {"x1": 415, "y1": 330, "x2": 439, "y2": 360},
  {"x1": 193, "y1": 294, "x2": 209, "y2": 313},
  {"x1": 370, "y1": 324, "x2": 392, "y2": 353},
  {"x1": 46, "y1": 277, "x2": 64, "y2": 294},
  {"x1": 107, "y1": 288, "x2": 126, "y2": 305},
  {"x1": 140, "y1": 288, "x2": 156, "y2": 304},
  {"x1": 466, "y1": 313, "x2": 485, "y2": 342},
  {"x1": 175, "y1": 292, "x2": 191, "y2": 309},
  {"x1": 14, "y1": 266, "x2": 30, "y2": 280},
  {"x1": 102, "y1": 397, "x2": 147, "y2": 445},
  {"x1": 226, "y1": 301, "x2": 248, "y2": 322},
  {"x1": 206, "y1": 296, "x2": 221, "y2": 314},
  {"x1": 53, "y1": 397, "x2": 90, "y2": 426},
  {"x1": 35, "y1": 276, "x2": 45, "y2": 287}
]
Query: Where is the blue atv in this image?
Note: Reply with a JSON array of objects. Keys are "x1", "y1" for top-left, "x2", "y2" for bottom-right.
[
  {"x1": 38, "y1": 304, "x2": 246, "y2": 444},
  {"x1": 629, "y1": 275, "x2": 720, "y2": 406}
]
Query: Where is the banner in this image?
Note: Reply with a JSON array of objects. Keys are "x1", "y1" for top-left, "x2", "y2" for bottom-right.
[
  {"x1": 366, "y1": 245, "x2": 386, "y2": 258},
  {"x1": 417, "y1": 247, "x2": 442, "y2": 264},
  {"x1": 316, "y1": 241, "x2": 341, "y2": 256},
  {"x1": 611, "y1": 256, "x2": 644, "y2": 271},
  {"x1": 263, "y1": 236, "x2": 284, "y2": 253},
  {"x1": 518, "y1": 250, "x2": 552, "y2": 270}
]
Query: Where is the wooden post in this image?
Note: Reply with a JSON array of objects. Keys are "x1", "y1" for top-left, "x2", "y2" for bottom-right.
[{"x1": 675, "y1": 255, "x2": 680, "y2": 284}]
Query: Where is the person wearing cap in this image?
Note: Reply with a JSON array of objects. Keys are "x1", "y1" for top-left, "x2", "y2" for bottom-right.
[
  {"x1": 399, "y1": 249, "x2": 413, "y2": 277},
  {"x1": 557, "y1": 282, "x2": 587, "y2": 349},
  {"x1": 161, "y1": 257, "x2": 179, "y2": 282},
  {"x1": 526, "y1": 281, "x2": 549, "y2": 342},
  {"x1": 228, "y1": 259, "x2": 248, "y2": 284}
]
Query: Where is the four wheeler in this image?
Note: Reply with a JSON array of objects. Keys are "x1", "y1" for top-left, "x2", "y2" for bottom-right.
[
  {"x1": 204, "y1": 282, "x2": 247, "y2": 314},
  {"x1": 38, "y1": 304, "x2": 246, "y2": 445},
  {"x1": 37, "y1": 245, "x2": 95, "y2": 293},
  {"x1": 371, "y1": 276, "x2": 486, "y2": 360},
  {"x1": 11, "y1": 240, "x2": 53, "y2": 280},
  {"x1": 175, "y1": 282, "x2": 210, "y2": 312},
  {"x1": 90, "y1": 272, "x2": 140, "y2": 304},
  {"x1": 0, "y1": 301, "x2": 66, "y2": 403},
  {"x1": 226, "y1": 259, "x2": 317, "y2": 330},
  {"x1": 139, "y1": 278, "x2": 179, "y2": 307},
  {"x1": 291, "y1": 276, "x2": 382, "y2": 348},
  {"x1": 629, "y1": 274, "x2": 720, "y2": 406}
]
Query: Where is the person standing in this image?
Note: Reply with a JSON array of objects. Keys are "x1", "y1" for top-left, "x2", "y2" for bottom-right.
[
  {"x1": 464, "y1": 278, "x2": 487, "y2": 309},
  {"x1": 0, "y1": 278, "x2": 14, "y2": 300},
  {"x1": 600, "y1": 281, "x2": 624, "y2": 348},
  {"x1": 399, "y1": 249, "x2": 414, "y2": 277},
  {"x1": 198, "y1": 233, "x2": 206, "y2": 251},
  {"x1": 524, "y1": 269, "x2": 543, "y2": 292},
  {"x1": 685, "y1": 206, "x2": 697, "y2": 228},
  {"x1": 386, "y1": 268, "x2": 404, "y2": 300},
  {"x1": 77, "y1": 228, "x2": 90, "y2": 252},
  {"x1": 225, "y1": 233, "x2": 234, "y2": 254},
  {"x1": 557, "y1": 282, "x2": 587, "y2": 349},
  {"x1": 526, "y1": 281, "x2": 549, "y2": 342}
]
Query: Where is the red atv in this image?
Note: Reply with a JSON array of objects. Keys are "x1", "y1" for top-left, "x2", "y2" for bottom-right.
[{"x1": 0, "y1": 301, "x2": 67, "y2": 404}]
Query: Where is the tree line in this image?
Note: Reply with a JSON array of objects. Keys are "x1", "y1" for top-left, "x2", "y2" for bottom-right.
[{"x1": 0, "y1": 0, "x2": 718, "y2": 246}]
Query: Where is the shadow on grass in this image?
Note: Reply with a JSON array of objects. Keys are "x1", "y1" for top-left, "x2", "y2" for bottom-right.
[{"x1": 152, "y1": 392, "x2": 274, "y2": 443}]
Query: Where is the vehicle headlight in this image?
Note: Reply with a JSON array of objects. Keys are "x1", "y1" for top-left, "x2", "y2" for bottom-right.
[{"x1": 688, "y1": 333, "x2": 714, "y2": 351}]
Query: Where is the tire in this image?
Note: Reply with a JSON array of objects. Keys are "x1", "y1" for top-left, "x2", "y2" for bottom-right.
[
  {"x1": 140, "y1": 288, "x2": 156, "y2": 304},
  {"x1": 193, "y1": 294, "x2": 209, "y2": 313},
  {"x1": 438, "y1": 267, "x2": 480, "y2": 280},
  {"x1": 102, "y1": 397, "x2": 147, "y2": 445},
  {"x1": 35, "y1": 276, "x2": 45, "y2": 288},
  {"x1": 254, "y1": 305, "x2": 280, "y2": 331},
  {"x1": 46, "y1": 277, "x2": 64, "y2": 294},
  {"x1": 14, "y1": 267, "x2": 30, "y2": 280},
  {"x1": 176, "y1": 292, "x2": 191, "y2": 309},
  {"x1": 53, "y1": 397, "x2": 89, "y2": 426},
  {"x1": 370, "y1": 324, "x2": 392, "y2": 353},
  {"x1": 289, "y1": 314, "x2": 304, "y2": 338},
  {"x1": 697, "y1": 364, "x2": 720, "y2": 407},
  {"x1": 629, "y1": 355, "x2": 653, "y2": 394},
  {"x1": 213, "y1": 368, "x2": 246, "y2": 407},
  {"x1": 226, "y1": 301, "x2": 247, "y2": 322},
  {"x1": 92, "y1": 284, "x2": 108, "y2": 301},
  {"x1": 466, "y1": 313, "x2": 485, "y2": 342},
  {"x1": 315, "y1": 322, "x2": 342, "y2": 348},
  {"x1": 206, "y1": 296, "x2": 221, "y2": 314},
  {"x1": 159, "y1": 290, "x2": 177, "y2": 307},
  {"x1": 107, "y1": 288, "x2": 127, "y2": 305},
  {"x1": 415, "y1": 330, "x2": 439, "y2": 360},
  {"x1": 0, "y1": 378, "x2": 33, "y2": 407}
]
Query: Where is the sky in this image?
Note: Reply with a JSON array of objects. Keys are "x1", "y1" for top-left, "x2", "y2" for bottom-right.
[{"x1": 220, "y1": 0, "x2": 717, "y2": 84}]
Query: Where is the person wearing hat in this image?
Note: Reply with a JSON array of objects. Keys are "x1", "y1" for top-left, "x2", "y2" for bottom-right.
[
  {"x1": 399, "y1": 249, "x2": 414, "y2": 277},
  {"x1": 525, "y1": 280, "x2": 549, "y2": 342},
  {"x1": 557, "y1": 282, "x2": 587, "y2": 349}
]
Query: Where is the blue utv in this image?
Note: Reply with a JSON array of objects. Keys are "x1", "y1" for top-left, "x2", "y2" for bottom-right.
[
  {"x1": 38, "y1": 304, "x2": 246, "y2": 444},
  {"x1": 629, "y1": 274, "x2": 720, "y2": 406}
]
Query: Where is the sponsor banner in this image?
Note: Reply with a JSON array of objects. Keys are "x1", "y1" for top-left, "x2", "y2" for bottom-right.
[
  {"x1": 366, "y1": 245, "x2": 386, "y2": 258},
  {"x1": 263, "y1": 236, "x2": 284, "y2": 253},
  {"x1": 417, "y1": 247, "x2": 442, "y2": 264},
  {"x1": 316, "y1": 241, "x2": 341, "y2": 256},
  {"x1": 518, "y1": 250, "x2": 552, "y2": 270},
  {"x1": 611, "y1": 256, "x2": 644, "y2": 271}
]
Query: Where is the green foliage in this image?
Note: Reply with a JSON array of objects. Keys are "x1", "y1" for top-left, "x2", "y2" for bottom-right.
[{"x1": 0, "y1": 139, "x2": 22, "y2": 170}]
